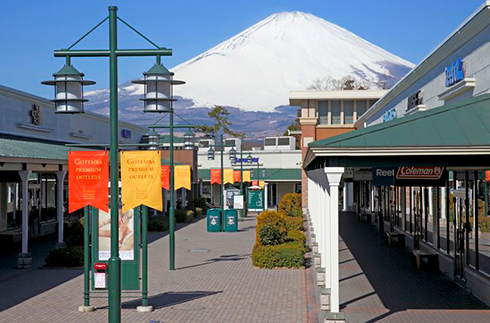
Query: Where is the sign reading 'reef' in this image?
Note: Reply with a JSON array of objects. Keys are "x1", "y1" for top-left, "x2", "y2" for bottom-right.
[
  {"x1": 121, "y1": 151, "x2": 162, "y2": 213},
  {"x1": 68, "y1": 151, "x2": 109, "y2": 213}
]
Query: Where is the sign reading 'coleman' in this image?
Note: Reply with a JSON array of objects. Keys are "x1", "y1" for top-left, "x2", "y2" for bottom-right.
[{"x1": 396, "y1": 167, "x2": 444, "y2": 180}]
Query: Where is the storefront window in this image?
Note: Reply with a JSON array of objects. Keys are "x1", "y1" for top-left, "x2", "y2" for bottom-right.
[
  {"x1": 479, "y1": 173, "x2": 490, "y2": 275},
  {"x1": 318, "y1": 101, "x2": 328, "y2": 124},
  {"x1": 357, "y1": 100, "x2": 367, "y2": 118},
  {"x1": 331, "y1": 100, "x2": 341, "y2": 124},
  {"x1": 344, "y1": 100, "x2": 354, "y2": 124}
]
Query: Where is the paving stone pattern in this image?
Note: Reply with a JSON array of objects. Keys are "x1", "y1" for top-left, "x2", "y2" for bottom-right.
[
  {"x1": 0, "y1": 214, "x2": 307, "y2": 323},
  {"x1": 339, "y1": 211, "x2": 490, "y2": 323}
]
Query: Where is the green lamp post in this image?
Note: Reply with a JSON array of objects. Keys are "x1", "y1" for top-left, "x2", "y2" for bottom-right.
[{"x1": 43, "y1": 6, "x2": 176, "y2": 323}]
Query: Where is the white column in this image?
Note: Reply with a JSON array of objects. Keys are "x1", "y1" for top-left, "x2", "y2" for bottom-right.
[
  {"x1": 55, "y1": 171, "x2": 67, "y2": 245},
  {"x1": 441, "y1": 187, "x2": 447, "y2": 219},
  {"x1": 264, "y1": 182, "x2": 268, "y2": 210},
  {"x1": 18, "y1": 171, "x2": 31, "y2": 254},
  {"x1": 347, "y1": 182, "x2": 354, "y2": 211},
  {"x1": 371, "y1": 182, "x2": 375, "y2": 212},
  {"x1": 182, "y1": 189, "x2": 187, "y2": 208},
  {"x1": 428, "y1": 187, "x2": 433, "y2": 217},
  {"x1": 321, "y1": 171, "x2": 331, "y2": 288},
  {"x1": 343, "y1": 185, "x2": 348, "y2": 212},
  {"x1": 13, "y1": 183, "x2": 18, "y2": 225},
  {"x1": 325, "y1": 167, "x2": 344, "y2": 314}
]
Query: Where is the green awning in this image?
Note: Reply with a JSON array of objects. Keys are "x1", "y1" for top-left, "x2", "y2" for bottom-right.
[
  {"x1": 198, "y1": 168, "x2": 301, "y2": 182},
  {"x1": 305, "y1": 93, "x2": 490, "y2": 169},
  {"x1": 0, "y1": 137, "x2": 173, "y2": 165}
]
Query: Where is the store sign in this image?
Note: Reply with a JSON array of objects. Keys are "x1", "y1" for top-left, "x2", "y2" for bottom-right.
[
  {"x1": 396, "y1": 167, "x2": 443, "y2": 180},
  {"x1": 372, "y1": 168, "x2": 395, "y2": 186},
  {"x1": 395, "y1": 167, "x2": 446, "y2": 187},
  {"x1": 121, "y1": 129, "x2": 132, "y2": 138},
  {"x1": 445, "y1": 59, "x2": 464, "y2": 87},
  {"x1": 353, "y1": 167, "x2": 372, "y2": 181},
  {"x1": 30, "y1": 104, "x2": 42, "y2": 125},
  {"x1": 406, "y1": 90, "x2": 423, "y2": 113},
  {"x1": 383, "y1": 108, "x2": 397, "y2": 122}
]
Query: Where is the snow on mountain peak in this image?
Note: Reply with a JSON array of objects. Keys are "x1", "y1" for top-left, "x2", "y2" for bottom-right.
[{"x1": 99, "y1": 11, "x2": 414, "y2": 113}]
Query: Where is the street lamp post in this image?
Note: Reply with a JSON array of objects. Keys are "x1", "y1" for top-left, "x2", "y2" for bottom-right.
[
  {"x1": 148, "y1": 124, "x2": 195, "y2": 270},
  {"x1": 43, "y1": 7, "x2": 177, "y2": 323}
]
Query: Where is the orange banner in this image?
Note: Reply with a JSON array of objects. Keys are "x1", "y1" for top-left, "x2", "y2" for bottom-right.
[
  {"x1": 121, "y1": 151, "x2": 162, "y2": 213},
  {"x1": 233, "y1": 170, "x2": 241, "y2": 183},
  {"x1": 161, "y1": 165, "x2": 170, "y2": 190},
  {"x1": 68, "y1": 151, "x2": 109, "y2": 213},
  {"x1": 211, "y1": 169, "x2": 221, "y2": 184},
  {"x1": 252, "y1": 180, "x2": 258, "y2": 186},
  {"x1": 224, "y1": 169, "x2": 234, "y2": 184},
  {"x1": 175, "y1": 165, "x2": 191, "y2": 190}
]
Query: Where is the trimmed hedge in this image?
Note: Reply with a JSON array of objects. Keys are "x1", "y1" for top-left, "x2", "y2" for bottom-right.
[
  {"x1": 148, "y1": 215, "x2": 171, "y2": 232},
  {"x1": 284, "y1": 216, "x2": 303, "y2": 231},
  {"x1": 278, "y1": 193, "x2": 302, "y2": 217},
  {"x1": 252, "y1": 243, "x2": 304, "y2": 268},
  {"x1": 176, "y1": 209, "x2": 195, "y2": 223},
  {"x1": 259, "y1": 225, "x2": 284, "y2": 245},
  {"x1": 45, "y1": 246, "x2": 84, "y2": 267}
]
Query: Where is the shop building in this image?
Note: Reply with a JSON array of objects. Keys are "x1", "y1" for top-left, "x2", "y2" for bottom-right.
[
  {"x1": 197, "y1": 136, "x2": 301, "y2": 209},
  {"x1": 303, "y1": 2, "x2": 490, "y2": 317},
  {"x1": 0, "y1": 84, "x2": 147, "y2": 267},
  {"x1": 289, "y1": 90, "x2": 387, "y2": 208}
]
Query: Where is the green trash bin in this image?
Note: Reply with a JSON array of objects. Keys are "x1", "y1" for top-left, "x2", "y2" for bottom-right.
[
  {"x1": 224, "y1": 209, "x2": 238, "y2": 232},
  {"x1": 207, "y1": 208, "x2": 221, "y2": 232}
]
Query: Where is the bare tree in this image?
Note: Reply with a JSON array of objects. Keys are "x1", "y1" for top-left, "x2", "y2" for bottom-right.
[{"x1": 307, "y1": 75, "x2": 372, "y2": 91}]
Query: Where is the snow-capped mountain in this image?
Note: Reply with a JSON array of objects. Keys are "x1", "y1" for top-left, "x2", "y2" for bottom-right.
[{"x1": 85, "y1": 11, "x2": 413, "y2": 136}]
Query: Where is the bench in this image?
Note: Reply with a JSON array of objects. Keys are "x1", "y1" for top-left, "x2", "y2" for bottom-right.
[
  {"x1": 385, "y1": 232, "x2": 405, "y2": 247},
  {"x1": 358, "y1": 213, "x2": 371, "y2": 223},
  {"x1": 412, "y1": 250, "x2": 438, "y2": 271}
]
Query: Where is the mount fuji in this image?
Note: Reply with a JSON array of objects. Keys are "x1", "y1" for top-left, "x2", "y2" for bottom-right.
[{"x1": 85, "y1": 11, "x2": 414, "y2": 138}]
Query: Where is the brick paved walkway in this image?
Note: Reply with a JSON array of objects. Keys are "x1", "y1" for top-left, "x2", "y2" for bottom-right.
[
  {"x1": 0, "y1": 213, "x2": 307, "y2": 323},
  {"x1": 339, "y1": 211, "x2": 490, "y2": 323}
]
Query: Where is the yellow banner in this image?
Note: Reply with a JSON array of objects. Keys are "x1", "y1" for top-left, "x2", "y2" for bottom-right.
[
  {"x1": 223, "y1": 169, "x2": 234, "y2": 184},
  {"x1": 175, "y1": 165, "x2": 191, "y2": 190},
  {"x1": 259, "y1": 180, "x2": 265, "y2": 188},
  {"x1": 121, "y1": 151, "x2": 162, "y2": 212},
  {"x1": 243, "y1": 170, "x2": 251, "y2": 182}
]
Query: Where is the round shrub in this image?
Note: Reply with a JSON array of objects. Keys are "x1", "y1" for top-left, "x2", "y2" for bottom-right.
[
  {"x1": 148, "y1": 215, "x2": 171, "y2": 232},
  {"x1": 252, "y1": 244, "x2": 304, "y2": 268},
  {"x1": 45, "y1": 246, "x2": 84, "y2": 267},
  {"x1": 285, "y1": 230, "x2": 305, "y2": 245},
  {"x1": 256, "y1": 210, "x2": 288, "y2": 243},
  {"x1": 278, "y1": 193, "x2": 302, "y2": 217},
  {"x1": 284, "y1": 216, "x2": 303, "y2": 231},
  {"x1": 259, "y1": 225, "x2": 284, "y2": 245}
]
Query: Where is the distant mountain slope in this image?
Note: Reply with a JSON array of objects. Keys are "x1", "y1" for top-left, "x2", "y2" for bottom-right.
[{"x1": 85, "y1": 11, "x2": 413, "y2": 137}]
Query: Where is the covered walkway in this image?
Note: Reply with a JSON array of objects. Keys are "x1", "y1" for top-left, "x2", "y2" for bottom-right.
[{"x1": 339, "y1": 211, "x2": 490, "y2": 322}]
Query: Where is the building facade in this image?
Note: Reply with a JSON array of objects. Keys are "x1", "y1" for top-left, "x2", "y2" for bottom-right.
[{"x1": 289, "y1": 90, "x2": 387, "y2": 208}]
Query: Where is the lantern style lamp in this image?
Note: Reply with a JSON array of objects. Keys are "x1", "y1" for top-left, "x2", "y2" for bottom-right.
[
  {"x1": 131, "y1": 62, "x2": 185, "y2": 113},
  {"x1": 229, "y1": 147, "x2": 237, "y2": 163},
  {"x1": 184, "y1": 128, "x2": 195, "y2": 150},
  {"x1": 147, "y1": 129, "x2": 160, "y2": 150},
  {"x1": 208, "y1": 147, "x2": 215, "y2": 161},
  {"x1": 42, "y1": 61, "x2": 95, "y2": 113}
]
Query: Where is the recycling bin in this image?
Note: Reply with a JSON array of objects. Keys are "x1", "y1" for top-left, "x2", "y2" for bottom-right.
[
  {"x1": 207, "y1": 208, "x2": 221, "y2": 232},
  {"x1": 224, "y1": 209, "x2": 238, "y2": 232}
]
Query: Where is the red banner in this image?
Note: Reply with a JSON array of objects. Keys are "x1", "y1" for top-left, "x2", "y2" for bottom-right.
[
  {"x1": 68, "y1": 151, "x2": 109, "y2": 213},
  {"x1": 161, "y1": 165, "x2": 170, "y2": 190},
  {"x1": 486, "y1": 170, "x2": 490, "y2": 182},
  {"x1": 252, "y1": 180, "x2": 258, "y2": 186},
  {"x1": 233, "y1": 170, "x2": 241, "y2": 183},
  {"x1": 210, "y1": 169, "x2": 221, "y2": 184}
]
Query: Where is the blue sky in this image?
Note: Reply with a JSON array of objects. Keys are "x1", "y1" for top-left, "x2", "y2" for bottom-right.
[{"x1": 0, "y1": 0, "x2": 484, "y2": 98}]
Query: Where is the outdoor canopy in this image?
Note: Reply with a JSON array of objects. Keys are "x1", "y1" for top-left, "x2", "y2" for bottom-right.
[{"x1": 304, "y1": 93, "x2": 490, "y2": 170}]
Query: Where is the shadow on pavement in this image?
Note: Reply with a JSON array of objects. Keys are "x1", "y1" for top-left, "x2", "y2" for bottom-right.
[
  {"x1": 177, "y1": 254, "x2": 250, "y2": 270},
  {"x1": 119, "y1": 291, "x2": 222, "y2": 310},
  {"x1": 339, "y1": 211, "x2": 490, "y2": 322}
]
